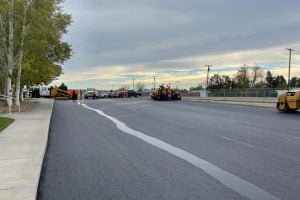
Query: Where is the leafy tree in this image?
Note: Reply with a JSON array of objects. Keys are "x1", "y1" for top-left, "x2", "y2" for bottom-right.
[
  {"x1": 0, "y1": 0, "x2": 72, "y2": 109},
  {"x1": 234, "y1": 66, "x2": 250, "y2": 88},
  {"x1": 272, "y1": 75, "x2": 287, "y2": 88},
  {"x1": 189, "y1": 84, "x2": 203, "y2": 91},
  {"x1": 58, "y1": 83, "x2": 67, "y2": 91},
  {"x1": 120, "y1": 84, "x2": 129, "y2": 90},
  {"x1": 265, "y1": 71, "x2": 274, "y2": 88},
  {"x1": 290, "y1": 77, "x2": 300, "y2": 88},
  {"x1": 21, "y1": 0, "x2": 72, "y2": 87},
  {"x1": 208, "y1": 74, "x2": 224, "y2": 89},
  {"x1": 222, "y1": 75, "x2": 236, "y2": 89}
]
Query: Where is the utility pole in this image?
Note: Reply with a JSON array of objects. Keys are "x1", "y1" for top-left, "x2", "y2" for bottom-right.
[
  {"x1": 205, "y1": 65, "x2": 211, "y2": 96},
  {"x1": 153, "y1": 76, "x2": 156, "y2": 89},
  {"x1": 286, "y1": 48, "x2": 295, "y2": 90},
  {"x1": 205, "y1": 65, "x2": 211, "y2": 88},
  {"x1": 132, "y1": 79, "x2": 135, "y2": 91}
]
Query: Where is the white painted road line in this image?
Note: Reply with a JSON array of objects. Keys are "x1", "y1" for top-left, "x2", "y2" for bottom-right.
[
  {"x1": 220, "y1": 135, "x2": 256, "y2": 149},
  {"x1": 82, "y1": 103, "x2": 280, "y2": 200}
]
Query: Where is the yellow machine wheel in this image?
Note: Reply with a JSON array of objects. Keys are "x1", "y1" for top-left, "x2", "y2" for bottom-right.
[{"x1": 277, "y1": 101, "x2": 288, "y2": 112}]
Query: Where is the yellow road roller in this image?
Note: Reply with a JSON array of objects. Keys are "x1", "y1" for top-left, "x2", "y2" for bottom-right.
[{"x1": 277, "y1": 90, "x2": 300, "y2": 112}]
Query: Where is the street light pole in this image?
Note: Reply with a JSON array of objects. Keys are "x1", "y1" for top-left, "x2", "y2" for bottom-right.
[
  {"x1": 153, "y1": 76, "x2": 156, "y2": 89},
  {"x1": 132, "y1": 79, "x2": 135, "y2": 91},
  {"x1": 205, "y1": 65, "x2": 211, "y2": 96},
  {"x1": 286, "y1": 48, "x2": 295, "y2": 90},
  {"x1": 205, "y1": 65, "x2": 211, "y2": 88}
]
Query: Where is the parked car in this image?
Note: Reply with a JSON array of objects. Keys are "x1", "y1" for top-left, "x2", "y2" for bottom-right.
[
  {"x1": 118, "y1": 91, "x2": 128, "y2": 98},
  {"x1": 84, "y1": 88, "x2": 99, "y2": 99},
  {"x1": 127, "y1": 90, "x2": 141, "y2": 97},
  {"x1": 112, "y1": 91, "x2": 120, "y2": 98},
  {"x1": 108, "y1": 90, "x2": 114, "y2": 98},
  {"x1": 99, "y1": 92, "x2": 108, "y2": 98}
]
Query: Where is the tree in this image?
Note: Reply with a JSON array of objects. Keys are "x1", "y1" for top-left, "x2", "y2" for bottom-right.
[
  {"x1": 265, "y1": 71, "x2": 274, "y2": 88},
  {"x1": 0, "y1": 0, "x2": 72, "y2": 111},
  {"x1": 58, "y1": 83, "x2": 67, "y2": 91},
  {"x1": 21, "y1": 0, "x2": 72, "y2": 91},
  {"x1": 208, "y1": 74, "x2": 224, "y2": 89},
  {"x1": 272, "y1": 75, "x2": 287, "y2": 88},
  {"x1": 290, "y1": 77, "x2": 300, "y2": 88},
  {"x1": 189, "y1": 84, "x2": 203, "y2": 91},
  {"x1": 222, "y1": 75, "x2": 235, "y2": 89},
  {"x1": 120, "y1": 84, "x2": 129, "y2": 90},
  {"x1": 136, "y1": 82, "x2": 145, "y2": 92},
  {"x1": 250, "y1": 65, "x2": 263, "y2": 88},
  {"x1": 15, "y1": 0, "x2": 32, "y2": 106},
  {"x1": 3, "y1": 0, "x2": 14, "y2": 112},
  {"x1": 234, "y1": 66, "x2": 250, "y2": 88}
]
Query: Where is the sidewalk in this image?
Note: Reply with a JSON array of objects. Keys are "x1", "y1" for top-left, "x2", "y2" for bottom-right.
[
  {"x1": 183, "y1": 97, "x2": 277, "y2": 108},
  {"x1": 0, "y1": 99, "x2": 54, "y2": 200}
]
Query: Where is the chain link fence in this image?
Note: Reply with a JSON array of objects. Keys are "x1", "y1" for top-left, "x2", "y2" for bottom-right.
[{"x1": 207, "y1": 88, "x2": 281, "y2": 98}]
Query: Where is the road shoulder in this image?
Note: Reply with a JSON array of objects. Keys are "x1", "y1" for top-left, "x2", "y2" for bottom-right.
[
  {"x1": 0, "y1": 99, "x2": 54, "y2": 200},
  {"x1": 183, "y1": 97, "x2": 276, "y2": 108}
]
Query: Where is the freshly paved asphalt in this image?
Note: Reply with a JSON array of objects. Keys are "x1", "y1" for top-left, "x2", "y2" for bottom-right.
[{"x1": 38, "y1": 98, "x2": 300, "y2": 200}]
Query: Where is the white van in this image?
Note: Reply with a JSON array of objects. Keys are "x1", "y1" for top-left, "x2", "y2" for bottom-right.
[{"x1": 39, "y1": 86, "x2": 51, "y2": 97}]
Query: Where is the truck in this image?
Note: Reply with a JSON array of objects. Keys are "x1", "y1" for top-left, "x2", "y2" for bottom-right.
[{"x1": 84, "y1": 88, "x2": 99, "y2": 99}]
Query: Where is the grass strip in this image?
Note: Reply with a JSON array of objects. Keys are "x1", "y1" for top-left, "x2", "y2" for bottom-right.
[{"x1": 0, "y1": 117, "x2": 15, "y2": 132}]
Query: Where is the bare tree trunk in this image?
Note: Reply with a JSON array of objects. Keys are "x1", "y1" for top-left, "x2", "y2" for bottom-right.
[
  {"x1": 15, "y1": 1, "x2": 29, "y2": 107},
  {"x1": 6, "y1": 0, "x2": 14, "y2": 113},
  {"x1": 20, "y1": 87, "x2": 24, "y2": 101},
  {"x1": 26, "y1": 85, "x2": 30, "y2": 98},
  {"x1": 0, "y1": 15, "x2": 8, "y2": 97}
]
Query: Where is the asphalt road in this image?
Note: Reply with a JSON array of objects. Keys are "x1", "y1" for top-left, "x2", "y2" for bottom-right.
[{"x1": 38, "y1": 98, "x2": 300, "y2": 200}]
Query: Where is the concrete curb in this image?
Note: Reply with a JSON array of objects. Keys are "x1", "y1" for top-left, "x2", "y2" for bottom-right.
[
  {"x1": 183, "y1": 97, "x2": 276, "y2": 108},
  {"x1": 33, "y1": 100, "x2": 54, "y2": 199}
]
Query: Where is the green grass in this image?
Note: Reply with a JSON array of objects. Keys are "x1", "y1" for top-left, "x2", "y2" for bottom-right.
[{"x1": 0, "y1": 117, "x2": 15, "y2": 133}]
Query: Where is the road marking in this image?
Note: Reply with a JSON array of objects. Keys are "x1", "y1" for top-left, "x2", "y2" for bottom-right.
[
  {"x1": 162, "y1": 119, "x2": 191, "y2": 129},
  {"x1": 220, "y1": 136, "x2": 256, "y2": 149},
  {"x1": 82, "y1": 103, "x2": 280, "y2": 200}
]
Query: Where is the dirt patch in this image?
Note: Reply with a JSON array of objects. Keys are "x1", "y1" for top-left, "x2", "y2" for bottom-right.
[{"x1": 0, "y1": 100, "x2": 37, "y2": 113}]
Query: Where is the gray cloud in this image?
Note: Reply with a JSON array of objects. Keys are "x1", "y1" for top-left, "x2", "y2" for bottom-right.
[{"x1": 62, "y1": 0, "x2": 300, "y2": 72}]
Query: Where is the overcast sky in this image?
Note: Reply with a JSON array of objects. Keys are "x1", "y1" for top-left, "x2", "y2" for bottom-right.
[{"x1": 55, "y1": 0, "x2": 300, "y2": 89}]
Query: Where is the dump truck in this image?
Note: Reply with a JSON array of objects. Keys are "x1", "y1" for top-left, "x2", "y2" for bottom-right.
[
  {"x1": 277, "y1": 90, "x2": 300, "y2": 112},
  {"x1": 151, "y1": 84, "x2": 181, "y2": 100}
]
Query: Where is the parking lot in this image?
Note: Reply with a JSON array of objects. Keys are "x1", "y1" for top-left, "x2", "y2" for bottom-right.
[{"x1": 38, "y1": 98, "x2": 300, "y2": 200}]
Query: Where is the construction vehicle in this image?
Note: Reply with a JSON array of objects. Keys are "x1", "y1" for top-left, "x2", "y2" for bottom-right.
[
  {"x1": 68, "y1": 89, "x2": 79, "y2": 100},
  {"x1": 277, "y1": 90, "x2": 300, "y2": 112},
  {"x1": 50, "y1": 88, "x2": 70, "y2": 100},
  {"x1": 151, "y1": 84, "x2": 181, "y2": 101}
]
